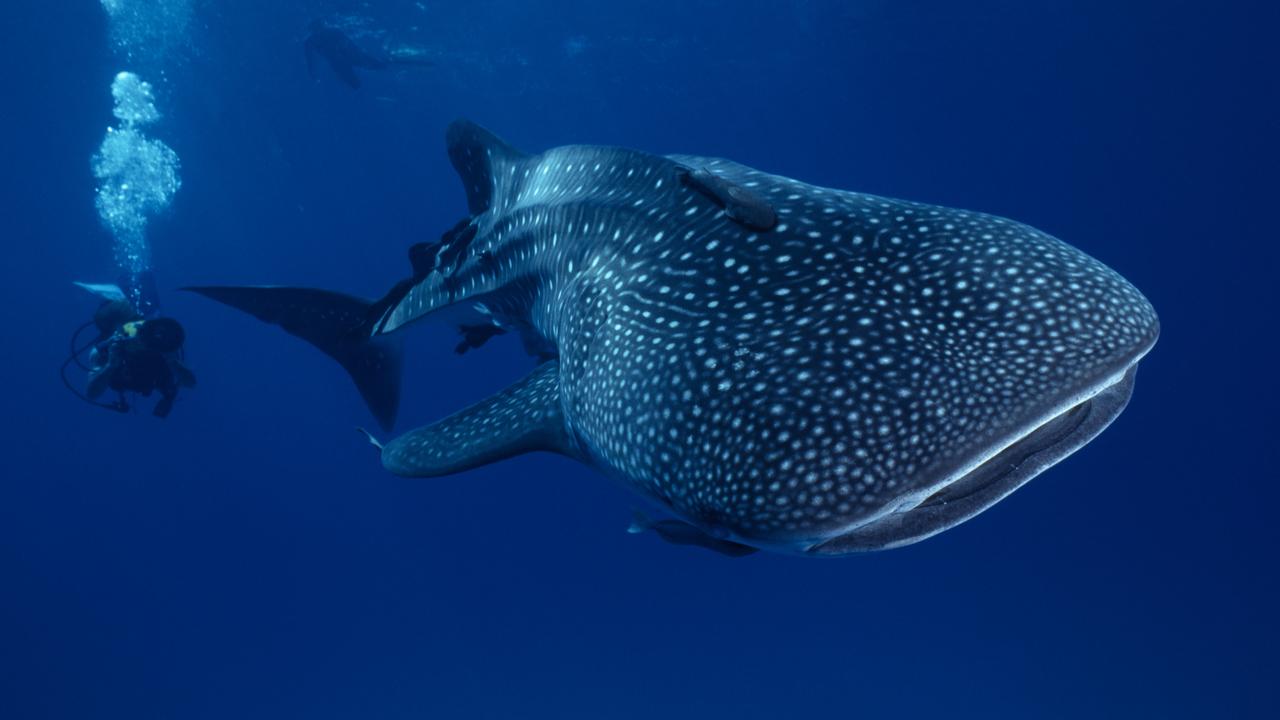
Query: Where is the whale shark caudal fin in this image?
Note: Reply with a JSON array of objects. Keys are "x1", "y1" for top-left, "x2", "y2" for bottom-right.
[
  {"x1": 182, "y1": 286, "x2": 402, "y2": 430},
  {"x1": 381, "y1": 360, "x2": 571, "y2": 477},
  {"x1": 445, "y1": 118, "x2": 527, "y2": 215}
]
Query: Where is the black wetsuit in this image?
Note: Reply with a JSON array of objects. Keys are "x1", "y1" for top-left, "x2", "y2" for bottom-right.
[{"x1": 87, "y1": 324, "x2": 196, "y2": 418}]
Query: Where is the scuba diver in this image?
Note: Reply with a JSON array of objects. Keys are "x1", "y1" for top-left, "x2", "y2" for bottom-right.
[
  {"x1": 304, "y1": 19, "x2": 434, "y2": 89},
  {"x1": 64, "y1": 276, "x2": 196, "y2": 418}
]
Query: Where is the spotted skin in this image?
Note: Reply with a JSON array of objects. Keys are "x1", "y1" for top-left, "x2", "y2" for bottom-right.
[
  {"x1": 366, "y1": 121, "x2": 1161, "y2": 555},
  {"x1": 174, "y1": 120, "x2": 1149, "y2": 555}
]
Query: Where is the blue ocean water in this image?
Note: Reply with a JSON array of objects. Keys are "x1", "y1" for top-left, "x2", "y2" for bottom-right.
[{"x1": 1, "y1": 1, "x2": 1276, "y2": 717}]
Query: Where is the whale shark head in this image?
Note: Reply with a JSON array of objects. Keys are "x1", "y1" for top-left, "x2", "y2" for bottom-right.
[
  {"x1": 188, "y1": 120, "x2": 1159, "y2": 556},
  {"x1": 656, "y1": 158, "x2": 1160, "y2": 553}
]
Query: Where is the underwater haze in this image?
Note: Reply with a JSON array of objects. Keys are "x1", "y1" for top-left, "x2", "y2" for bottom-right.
[{"x1": 1, "y1": 0, "x2": 1276, "y2": 717}]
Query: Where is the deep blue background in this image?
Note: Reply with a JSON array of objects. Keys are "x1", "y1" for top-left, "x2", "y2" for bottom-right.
[{"x1": 2, "y1": 1, "x2": 1276, "y2": 717}]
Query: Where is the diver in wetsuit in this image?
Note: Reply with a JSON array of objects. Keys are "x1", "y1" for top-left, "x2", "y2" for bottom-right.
[
  {"x1": 86, "y1": 311, "x2": 196, "y2": 418},
  {"x1": 65, "y1": 274, "x2": 197, "y2": 418},
  {"x1": 304, "y1": 20, "x2": 433, "y2": 89}
]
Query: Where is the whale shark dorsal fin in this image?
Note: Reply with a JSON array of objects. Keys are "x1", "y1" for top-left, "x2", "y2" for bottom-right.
[
  {"x1": 446, "y1": 118, "x2": 527, "y2": 214},
  {"x1": 381, "y1": 360, "x2": 572, "y2": 477}
]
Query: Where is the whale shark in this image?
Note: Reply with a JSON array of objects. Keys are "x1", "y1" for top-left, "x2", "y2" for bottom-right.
[{"x1": 187, "y1": 119, "x2": 1159, "y2": 556}]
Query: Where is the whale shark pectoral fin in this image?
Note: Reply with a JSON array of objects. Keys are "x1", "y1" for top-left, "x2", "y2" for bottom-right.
[{"x1": 381, "y1": 360, "x2": 572, "y2": 477}]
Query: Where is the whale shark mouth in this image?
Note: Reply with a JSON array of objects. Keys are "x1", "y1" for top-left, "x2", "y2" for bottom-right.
[{"x1": 808, "y1": 362, "x2": 1143, "y2": 554}]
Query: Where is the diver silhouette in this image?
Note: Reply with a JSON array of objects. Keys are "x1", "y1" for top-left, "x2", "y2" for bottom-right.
[
  {"x1": 304, "y1": 20, "x2": 433, "y2": 90},
  {"x1": 64, "y1": 276, "x2": 196, "y2": 418}
]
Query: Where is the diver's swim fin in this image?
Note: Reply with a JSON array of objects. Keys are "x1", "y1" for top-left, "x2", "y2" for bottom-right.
[
  {"x1": 73, "y1": 281, "x2": 126, "y2": 302},
  {"x1": 182, "y1": 285, "x2": 402, "y2": 430}
]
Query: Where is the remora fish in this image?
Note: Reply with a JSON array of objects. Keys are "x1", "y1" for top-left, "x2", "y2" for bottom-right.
[{"x1": 187, "y1": 120, "x2": 1159, "y2": 556}]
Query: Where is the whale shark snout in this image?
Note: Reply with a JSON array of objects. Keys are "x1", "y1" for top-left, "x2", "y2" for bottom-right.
[
  {"x1": 811, "y1": 359, "x2": 1147, "y2": 553},
  {"x1": 806, "y1": 287, "x2": 1159, "y2": 553}
]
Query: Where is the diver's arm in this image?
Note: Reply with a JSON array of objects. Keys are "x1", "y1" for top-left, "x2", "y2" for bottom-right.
[
  {"x1": 86, "y1": 366, "x2": 111, "y2": 400},
  {"x1": 86, "y1": 343, "x2": 122, "y2": 399}
]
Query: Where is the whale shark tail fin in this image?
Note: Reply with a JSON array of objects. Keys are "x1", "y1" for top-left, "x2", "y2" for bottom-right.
[
  {"x1": 445, "y1": 118, "x2": 527, "y2": 214},
  {"x1": 183, "y1": 285, "x2": 402, "y2": 430}
]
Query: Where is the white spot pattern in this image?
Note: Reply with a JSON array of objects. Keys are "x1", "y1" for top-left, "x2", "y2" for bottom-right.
[{"x1": 383, "y1": 143, "x2": 1160, "y2": 549}]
